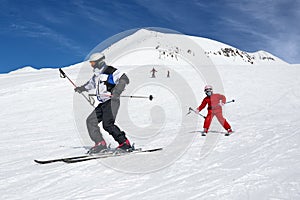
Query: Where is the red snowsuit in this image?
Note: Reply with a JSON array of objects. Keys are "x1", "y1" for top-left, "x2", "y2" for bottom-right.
[{"x1": 197, "y1": 93, "x2": 231, "y2": 131}]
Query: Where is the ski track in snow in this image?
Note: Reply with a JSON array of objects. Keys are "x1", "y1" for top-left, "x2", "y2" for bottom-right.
[{"x1": 1, "y1": 36, "x2": 300, "y2": 199}]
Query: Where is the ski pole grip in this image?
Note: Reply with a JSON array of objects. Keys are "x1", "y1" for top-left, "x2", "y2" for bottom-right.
[
  {"x1": 59, "y1": 68, "x2": 66, "y2": 78},
  {"x1": 59, "y1": 68, "x2": 77, "y2": 88}
]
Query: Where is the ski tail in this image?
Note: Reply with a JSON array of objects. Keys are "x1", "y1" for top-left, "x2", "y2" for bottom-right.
[{"x1": 34, "y1": 155, "x2": 89, "y2": 164}]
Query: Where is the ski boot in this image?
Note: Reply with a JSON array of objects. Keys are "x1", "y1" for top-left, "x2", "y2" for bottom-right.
[
  {"x1": 201, "y1": 128, "x2": 208, "y2": 136},
  {"x1": 117, "y1": 139, "x2": 133, "y2": 152},
  {"x1": 225, "y1": 129, "x2": 233, "y2": 136},
  {"x1": 88, "y1": 140, "x2": 107, "y2": 154}
]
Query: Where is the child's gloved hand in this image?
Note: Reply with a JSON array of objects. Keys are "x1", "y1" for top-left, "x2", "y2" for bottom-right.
[{"x1": 218, "y1": 100, "x2": 225, "y2": 107}]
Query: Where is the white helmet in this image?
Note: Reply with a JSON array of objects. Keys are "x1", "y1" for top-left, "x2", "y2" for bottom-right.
[
  {"x1": 89, "y1": 53, "x2": 105, "y2": 62},
  {"x1": 204, "y1": 85, "x2": 213, "y2": 91}
]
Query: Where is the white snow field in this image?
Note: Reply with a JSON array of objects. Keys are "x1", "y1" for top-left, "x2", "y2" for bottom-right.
[{"x1": 0, "y1": 29, "x2": 299, "y2": 200}]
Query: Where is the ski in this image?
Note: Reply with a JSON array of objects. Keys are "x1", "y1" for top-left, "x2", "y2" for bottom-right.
[
  {"x1": 63, "y1": 147, "x2": 163, "y2": 164},
  {"x1": 34, "y1": 155, "x2": 90, "y2": 164},
  {"x1": 34, "y1": 150, "x2": 114, "y2": 164},
  {"x1": 189, "y1": 130, "x2": 234, "y2": 136},
  {"x1": 34, "y1": 147, "x2": 163, "y2": 164}
]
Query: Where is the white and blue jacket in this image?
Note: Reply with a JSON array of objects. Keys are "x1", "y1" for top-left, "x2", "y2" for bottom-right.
[{"x1": 83, "y1": 65, "x2": 129, "y2": 103}]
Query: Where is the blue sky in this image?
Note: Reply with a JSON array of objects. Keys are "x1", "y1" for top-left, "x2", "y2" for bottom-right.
[{"x1": 0, "y1": 0, "x2": 299, "y2": 73}]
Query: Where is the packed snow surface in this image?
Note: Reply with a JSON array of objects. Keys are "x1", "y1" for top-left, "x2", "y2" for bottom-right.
[{"x1": 0, "y1": 30, "x2": 299, "y2": 200}]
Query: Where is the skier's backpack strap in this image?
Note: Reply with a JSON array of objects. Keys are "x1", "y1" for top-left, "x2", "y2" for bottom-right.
[
  {"x1": 102, "y1": 66, "x2": 117, "y2": 92},
  {"x1": 103, "y1": 66, "x2": 117, "y2": 75}
]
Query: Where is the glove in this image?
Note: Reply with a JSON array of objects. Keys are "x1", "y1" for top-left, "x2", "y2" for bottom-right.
[
  {"x1": 102, "y1": 91, "x2": 112, "y2": 97},
  {"x1": 111, "y1": 91, "x2": 121, "y2": 100},
  {"x1": 74, "y1": 86, "x2": 86, "y2": 93},
  {"x1": 111, "y1": 86, "x2": 123, "y2": 100},
  {"x1": 111, "y1": 75, "x2": 128, "y2": 100}
]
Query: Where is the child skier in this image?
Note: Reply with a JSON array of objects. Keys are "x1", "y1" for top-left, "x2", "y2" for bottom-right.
[
  {"x1": 74, "y1": 52, "x2": 132, "y2": 154},
  {"x1": 196, "y1": 85, "x2": 233, "y2": 136}
]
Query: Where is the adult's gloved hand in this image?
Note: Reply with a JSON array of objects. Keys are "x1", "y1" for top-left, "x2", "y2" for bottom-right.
[
  {"x1": 111, "y1": 75, "x2": 128, "y2": 100},
  {"x1": 111, "y1": 90, "x2": 121, "y2": 100},
  {"x1": 74, "y1": 86, "x2": 86, "y2": 93}
]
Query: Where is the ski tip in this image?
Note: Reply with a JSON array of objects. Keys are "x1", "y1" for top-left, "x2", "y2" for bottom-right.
[
  {"x1": 140, "y1": 147, "x2": 163, "y2": 152},
  {"x1": 34, "y1": 160, "x2": 47, "y2": 164},
  {"x1": 149, "y1": 147, "x2": 163, "y2": 151}
]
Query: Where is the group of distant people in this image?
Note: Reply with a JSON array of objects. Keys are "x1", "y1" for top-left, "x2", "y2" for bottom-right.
[{"x1": 150, "y1": 67, "x2": 170, "y2": 78}]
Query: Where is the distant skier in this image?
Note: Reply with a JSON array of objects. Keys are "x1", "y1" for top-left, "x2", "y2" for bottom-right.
[
  {"x1": 167, "y1": 70, "x2": 170, "y2": 78},
  {"x1": 150, "y1": 67, "x2": 157, "y2": 78},
  {"x1": 196, "y1": 85, "x2": 233, "y2": 135},
  {"x1": 74, "y1": 52, "x2": 132, "y2": 153}
]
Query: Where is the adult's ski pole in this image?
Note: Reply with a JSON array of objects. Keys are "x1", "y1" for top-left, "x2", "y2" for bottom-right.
[
  {"x1": 121, "y1": 95, "x2": 154, "y2": 101},
  {"x1": 59, "y1": 68, "x2": 95, "y2": 107},
  {"x1": 88, "y1": 94, "x2": 154, "y2": 101}
]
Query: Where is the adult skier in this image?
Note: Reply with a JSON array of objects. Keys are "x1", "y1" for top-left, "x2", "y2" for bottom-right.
[
  {"x1": 74, "y1": 52, "x2": 132, "y2": 154},
  {"x1": 196, "y1": 85, "x2": 233, "y2": 135},
  {"x1": 150, "y1": 67, "x2": 157, "y2": 78}
]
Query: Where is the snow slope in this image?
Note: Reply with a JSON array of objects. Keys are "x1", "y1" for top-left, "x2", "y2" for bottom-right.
[{"x1": 0, "y1": 30, "x2": 299, "y2": 200}]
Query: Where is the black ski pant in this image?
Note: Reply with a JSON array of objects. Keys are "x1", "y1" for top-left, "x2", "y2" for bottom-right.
[{"x1": 86, "y1": 99, "x2": 126, "y2": 145}]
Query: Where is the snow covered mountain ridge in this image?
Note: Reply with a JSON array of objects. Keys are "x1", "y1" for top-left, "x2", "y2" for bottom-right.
[
  {"x1": 8, "y1": 29, "x2": 290, "y2": 74},
  {"x1": 189, "y1": 35, "x2": 288, "y2": 66},
  {"x1": 103, "y1": 29, "x2": 289, "y2": 67},
  {"x1": 205, "y1": 48, "x2": 277, "y2": 65}
]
